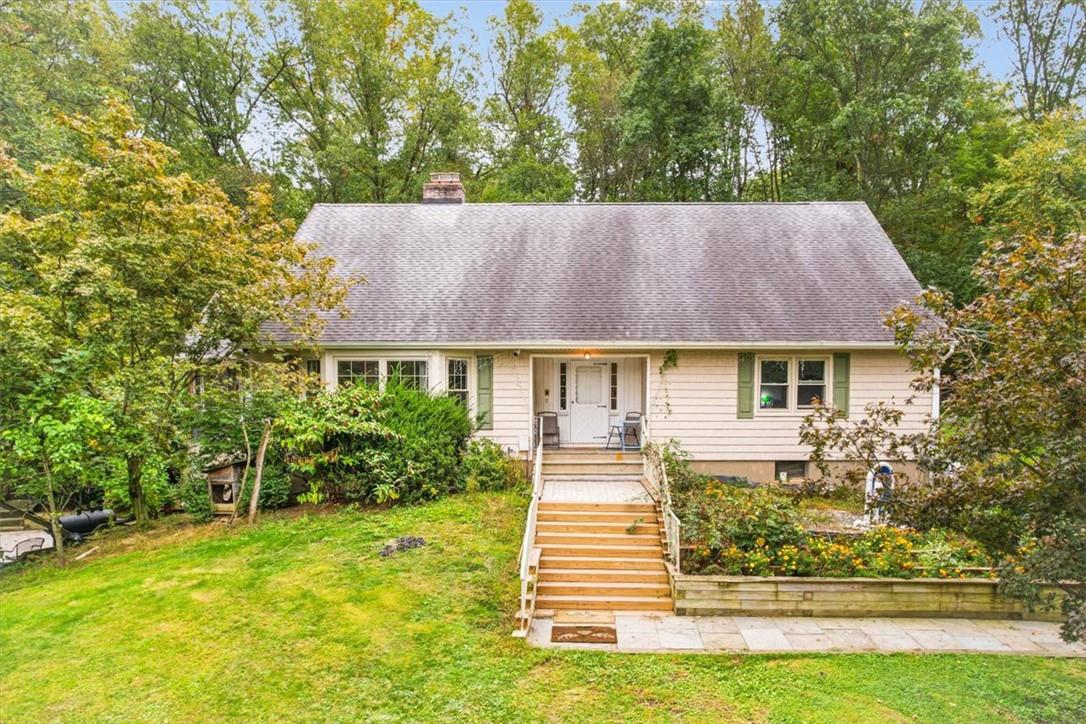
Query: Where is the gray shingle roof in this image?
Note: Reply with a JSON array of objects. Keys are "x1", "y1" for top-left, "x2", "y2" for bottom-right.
[{"x1": 279, "y1": 202, "x2": 921, "y2": 346}]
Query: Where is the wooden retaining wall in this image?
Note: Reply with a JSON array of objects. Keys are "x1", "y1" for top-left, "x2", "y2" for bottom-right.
[{"x1": 673, "y1": 574, "x2": 1064, "y2": 621}]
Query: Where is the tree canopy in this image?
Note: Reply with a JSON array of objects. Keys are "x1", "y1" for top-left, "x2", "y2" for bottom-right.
[{"x1": 3, "y1": 0, "x2": 1082, "y2": 301}]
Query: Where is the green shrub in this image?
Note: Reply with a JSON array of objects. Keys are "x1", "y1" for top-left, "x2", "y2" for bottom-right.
[
  {"x1": 237, "y1": 462, "x2": 293, "y2": 511},
  {"x1": 462, "y1": 438, "x2": 526, "y2": 492},
  {"x1": 278, "y1": 382, "x2": 472, "y2": 506},
  {"x1": 179, "y1": 472, "x2": 213, "y2": 523},
  {"x1": 380, "y1": 382, "x2": 474, "y2": 503}
]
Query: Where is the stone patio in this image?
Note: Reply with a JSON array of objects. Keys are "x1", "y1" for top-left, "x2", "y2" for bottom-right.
[{"x1": 528, "y1": 613, "x2": 1085, "y2": 657}]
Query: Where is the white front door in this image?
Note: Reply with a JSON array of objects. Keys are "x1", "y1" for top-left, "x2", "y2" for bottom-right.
[{"x1": 569, "y1": 362, "x2": 609, "y2": 443}]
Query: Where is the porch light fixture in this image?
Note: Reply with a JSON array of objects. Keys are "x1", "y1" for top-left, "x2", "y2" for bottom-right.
[{"x1": 583, "y1": 353, "x2": 591, "y2": 360}]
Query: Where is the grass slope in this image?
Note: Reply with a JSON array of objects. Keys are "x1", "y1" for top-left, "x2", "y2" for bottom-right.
[{"x1": 1, "y1": 493, "x2": 1084, "y2": 723}]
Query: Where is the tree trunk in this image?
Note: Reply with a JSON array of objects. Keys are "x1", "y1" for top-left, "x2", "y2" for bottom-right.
[
  {"x1": 247, "y1": 420, "x2": 273, "y2": 525},
  {"x1": 229, "y1": 419, "x2": 253, "y2": 526},
  {"x1": 40, "y1": 450, "x2": 65, "y2": 564},
  {"x1": 127, "y1": 455, "x2": 148, "y2": 525}
]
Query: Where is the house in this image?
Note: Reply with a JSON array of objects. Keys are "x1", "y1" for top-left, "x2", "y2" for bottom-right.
[{"x1": 280, "y1": 172, "x2": 933, "y2": 485}]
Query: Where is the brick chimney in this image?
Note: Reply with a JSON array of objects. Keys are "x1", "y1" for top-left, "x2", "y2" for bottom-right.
[{"x1": 421, "y1": 171, "x2": 465, "y2": 204}]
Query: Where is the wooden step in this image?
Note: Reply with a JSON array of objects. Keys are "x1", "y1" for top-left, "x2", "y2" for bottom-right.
[
  {"x1": 538, "y1": 568, "x2": 670, "y2": 583},
  {"x1": 535, "y1": 531, "x2": 661, "y2": 546},
  {"x1": 542, "y1": 462, "x2": 643, "y2": 475},
  {"x1": 540, "y1": 555, "x2": 667, "y2": 570},
  {"x1": 536, "y1": 595, "x2": 674, "y2": 611},
  {"x1": 538, "y1": 502, "x2": 656, "y2": 513},
  {"x1": 537, "y1": 521, "x2": 659, "y2": 534},
  {"x1": 536, "y1": 544, "x2": 663, "y2": 558},
  {"x1": 538, "y1": 581, "x2": 671, "y2": 597},
  {"x1": 537, "y1": 510, "x2": 659, "y2": 523},
  {"x1": 543, "y1": 452, "x2": 642, "y2": 464}
]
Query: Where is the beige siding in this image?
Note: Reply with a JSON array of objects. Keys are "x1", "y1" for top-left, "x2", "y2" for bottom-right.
[
  {"x1": 481, "y1": 350, "x2": 532, "y2": 452},
  {"x1": 319, "y1": 346, "x2": 928, "y2": 462},
  {"x1": 648, "y1": 349, "x2": 929, "y2": 461}
]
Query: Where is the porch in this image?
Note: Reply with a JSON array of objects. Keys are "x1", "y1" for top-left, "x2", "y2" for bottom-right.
[{"x1": 530, "y1": 354, "x2": 648, "y2": 451}]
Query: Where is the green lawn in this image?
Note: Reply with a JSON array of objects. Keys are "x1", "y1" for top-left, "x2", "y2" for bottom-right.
[{"x1": 1, "y1": 493, "x2": 1083, "y2": 723}]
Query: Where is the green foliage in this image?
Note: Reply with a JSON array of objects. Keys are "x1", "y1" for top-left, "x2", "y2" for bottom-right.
[
  {"x1": 179, "y1": 472, "x2": 213, "y2": 523},
  {"x1": 277, "y1": 382, "x2": 472, "y2": 506},
  {"x1": 236, "y1": 462, "x2": 292, "y2": 512},
  {"x1": 462, "y1": 438, "x2": 526, "y2": 492},
  {"x1": 0, "y1": 102, "x2": 348, "y2": 523},
  {"x1": 680, "y1": 478, "x2": 993, "y2": 579},
  {"x1": 889, "y1": 231, "x2": 1086, "y2": 640},
  {"x1": 677, "y1": 479, "x2": 808, "y2": 562}
]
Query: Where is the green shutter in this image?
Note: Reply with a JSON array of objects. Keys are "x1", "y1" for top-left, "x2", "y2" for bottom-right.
[
  {"x1": 737, "y1": 352, "x2": 754, "y2": 419},
  {"x1": 476, "y1": 355, "x2": 493, "y2": 430},
  {"x1": 833, "y1": 353, "x2": 851, "y2": 417}
]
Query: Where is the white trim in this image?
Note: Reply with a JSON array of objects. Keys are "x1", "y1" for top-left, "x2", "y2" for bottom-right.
[{"x1": 753, "y1": 354, "x2": 832, "y2": 416}]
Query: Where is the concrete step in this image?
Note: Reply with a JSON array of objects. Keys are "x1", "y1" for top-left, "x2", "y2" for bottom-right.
[
  {"x1": 535, "y1": 531, "x2": 661, "y2": 547},
  {"x1": 540, "y1": 555, "x2": 667, "y2": 571},
  {"x1": 536, "y1": 595, "x2": 673, "y2": 611},
  {"x1": 538, "y1": 501, "x2": 656, "y2": 513},
  {"x1": 538, "y1": 581, "x2": 671, "y2": 598},
  {"x1": 538, "y1": 568, "x2": 670, "y2": 583},
  {"x1": 535, "y1": 544, "x2": 663, "y2": 558}
]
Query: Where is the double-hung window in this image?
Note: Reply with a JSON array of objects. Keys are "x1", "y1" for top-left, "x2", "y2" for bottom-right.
[
  {"x1": 757, "y1": 356, "x2": 830, "y2": 412},
  {"x1": 447, "y1": 358, "x2": 469, "y2": 404}
]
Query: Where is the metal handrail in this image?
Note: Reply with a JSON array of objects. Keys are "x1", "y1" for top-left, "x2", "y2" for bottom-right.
[
  {"x1": 641, "y1": 418, "x2": 681, "y2": 572},
  {"x1": 514, "y1": 415, "x2": 546, "y2": 636}
]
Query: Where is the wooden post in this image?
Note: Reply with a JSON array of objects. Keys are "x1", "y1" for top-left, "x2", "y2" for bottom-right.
[{"x1": 247, "y1": 419, "x2": 273, "y2": 524}]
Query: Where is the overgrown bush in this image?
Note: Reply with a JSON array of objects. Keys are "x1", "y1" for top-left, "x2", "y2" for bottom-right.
[
  {"x1": 179, "y1": 472, "x2": 213, "y2": 523},
  {"x1": 379, "y1": 383, "x2": 474, "y2": 503},
  {"x1": 462, "y1": 438, "x2": 526, "y2": 492},
  {"x1": 277, "y1": 382, "x2": 472, "y2": 506},
  {"x1": 237, "y1": 462, "x2": 293, "y2": 511}
]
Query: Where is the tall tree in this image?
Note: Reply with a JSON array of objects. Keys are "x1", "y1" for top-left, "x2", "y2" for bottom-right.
[
  {"x1": 619, "y1": 16, "x2": 747, "y2": 201},
  {"x1": 565, "y1": 1, "x2": 652, "y2": 200},
  {"x1": 991, "y1": 0, "x2": 1086, "y2": 121},
  {"x1": 0, "y1": 0, "x2": 125, "y2": 195},
  {"x1": 0, "y1": 102, "x2": 349, "y2": 523},
  {"x1": 713, "y1": 0, "x2": 778, "y2": 201},
  {"x1": 263, "y1": 0, "x2": 479, "y2": 204},
  {"x1": 478, "y1": 0, "x2": 572, "y2": 201},
  {"x1": 125, "y1": 0, "x2": 286, "y2": 196},
  {"x1": 772, "y1": 0, "x2": 985, "y2": 211}
]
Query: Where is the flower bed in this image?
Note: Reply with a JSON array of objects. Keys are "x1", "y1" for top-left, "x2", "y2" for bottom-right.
[{"x1": 665, "y1": 448, "x2": 994, "y2": 579}]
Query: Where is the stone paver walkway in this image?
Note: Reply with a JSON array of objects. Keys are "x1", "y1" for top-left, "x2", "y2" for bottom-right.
[
  {"x1": 529, "y1": 613, "x2": 1085, "y2": 656},
  {"x1": 541, "y1": 480, "x2": 653, "y2": 503}
]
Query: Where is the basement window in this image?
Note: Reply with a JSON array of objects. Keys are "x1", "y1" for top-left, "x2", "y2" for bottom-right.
[{"x1": 774, "y1": 461, "x2": 807, "y2": 482}]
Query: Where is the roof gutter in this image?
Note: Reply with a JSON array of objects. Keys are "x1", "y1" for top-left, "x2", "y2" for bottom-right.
[{"x1": 271, "y1": 340, "x2": 900, "y2": 351}]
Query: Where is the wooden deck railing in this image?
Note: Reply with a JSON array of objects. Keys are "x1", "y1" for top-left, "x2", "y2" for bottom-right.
[
  {"x1": 641, "y1": 418, "x2": 681, "y2": 573},
  {"x1": 513, "y1": 416, "x2": 545, "y2": 638}
]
